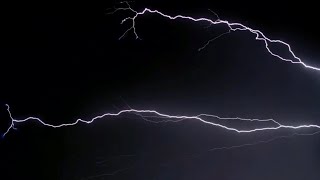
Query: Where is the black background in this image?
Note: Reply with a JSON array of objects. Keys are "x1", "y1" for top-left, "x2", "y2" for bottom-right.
[{"x1": 1, "y1": 0, "x2": 320, "y2": 179}]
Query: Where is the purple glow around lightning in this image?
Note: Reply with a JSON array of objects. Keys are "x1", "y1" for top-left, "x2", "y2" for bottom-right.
[{"x1": 3, "y1": 3, "x2": 320, "y2": 138}]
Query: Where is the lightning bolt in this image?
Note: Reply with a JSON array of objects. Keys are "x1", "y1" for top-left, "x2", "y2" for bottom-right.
[
  {"x1": 3, "y1": 103, "x2": 320, "y2": 138},
  {"x1": 2, "y1": 3, "x2": 320, "y2": 142},
  {"x1": 111, "y1": 1, "x2": 320, "y2": 71}
]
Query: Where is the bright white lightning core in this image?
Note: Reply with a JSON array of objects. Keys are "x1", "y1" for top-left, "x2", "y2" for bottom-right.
[{"x1": 2, "y1": 3, "x2": 320, "y2": 138}]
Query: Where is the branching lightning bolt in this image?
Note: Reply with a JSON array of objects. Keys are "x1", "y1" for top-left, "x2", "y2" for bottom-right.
[{"x1": 112, "y1": 1, "x2": 320, "y2": 71}]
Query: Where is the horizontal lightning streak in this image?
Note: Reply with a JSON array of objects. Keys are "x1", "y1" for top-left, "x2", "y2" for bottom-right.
[{"x1": 3, "y1": 104, "x2": 320, "y2": 137}]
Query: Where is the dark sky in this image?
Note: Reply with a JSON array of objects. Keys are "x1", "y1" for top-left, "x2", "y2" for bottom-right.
[{"x1": 1, "y1": 1, "x2": 320, "y2": 179}]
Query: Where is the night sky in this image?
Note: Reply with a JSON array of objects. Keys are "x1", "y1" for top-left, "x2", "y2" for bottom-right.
[{"x1": 1, "y1": 1, "x2": 320, "y2": 179}]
